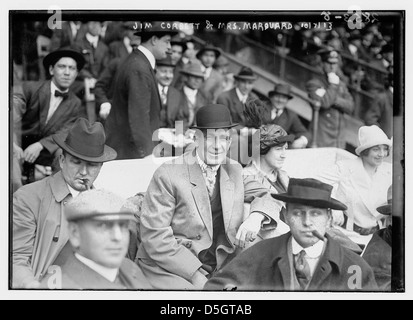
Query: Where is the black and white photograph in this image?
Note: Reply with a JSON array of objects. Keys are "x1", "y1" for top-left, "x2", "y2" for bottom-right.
[{"x1": 4, "y1": 0, "x2": 409, "y2": 302}]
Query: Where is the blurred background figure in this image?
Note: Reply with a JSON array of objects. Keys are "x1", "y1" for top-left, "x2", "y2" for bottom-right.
[
  {"x1": 50, "y1": 21, "x2": 84, "y2": 52},
  {"x1": 108, "y1": 21, "x2": 141, "y2": 61}
]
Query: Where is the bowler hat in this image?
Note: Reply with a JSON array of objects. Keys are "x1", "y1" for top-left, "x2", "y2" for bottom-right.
[
  {"x1": 156, "y1": 55, "x2": 176, "y2": 68},
  {"x1": 272, "y1": 178, "x2": 348, "y2": 211},
  {"x1": 180, "y1": 60, "x2": 205, "y2": 78},
  {"x1": 268, "y1": 83, "x2": 294, "y2": 99},
  {"x1": 134, "y1": 21, "x2": 178, "y2": 38},
  {"x1": 196, "y1": 43, "x2": 221, "y2": 60},
  {"x1": 317, "y1": 47, "x2": 340, "y2": 63},
  {"x1": 43, "y1": 49, "x2": 85, "y2": 71},
  {"x1": 234, "y1": 66, "x2": 258, "y2": 81},
  {"x1": 65, "y1": 189, "x2": 135, "y2": 222},
  {"x1": 377, "y1": 185, "x2": 392, "y2": 215},
  {"x1": 355, "y1": 125, "x2": 392, "y2": 156},
  {"x1": 191, "y1": 104, "x2": 238, "y2": 129},
  {"x1": 53, "y1": 118, "x2": 117, "y2": 162}
]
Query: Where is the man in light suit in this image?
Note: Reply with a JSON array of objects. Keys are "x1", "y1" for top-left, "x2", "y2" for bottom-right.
[
  {"x1": 41, "y1": 189, "x2": 152, "y2": 290},
  {"x1": 105, "y1": 22, "x2": 177, "y2": 159},
  {"x1": 137, "y1": 104, "x2": 280, "y2": 290},
  {"x1": 13, "y1": 49, "x2": 85, "y2": 184},
  {"x1": 216, "y1": 66, "x2": 258, "y2": 127}
]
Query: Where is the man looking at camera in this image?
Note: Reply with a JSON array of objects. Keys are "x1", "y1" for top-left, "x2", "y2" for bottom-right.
[
  {"x1": 137, "y1": 104, "x2": 278, "y2": 290},
  {"x1": 13, "y1": 118, "x2": 117, "y2": 289},
  {"x1": 205, "y1": 178, "x2": 378, "y2": 291}
]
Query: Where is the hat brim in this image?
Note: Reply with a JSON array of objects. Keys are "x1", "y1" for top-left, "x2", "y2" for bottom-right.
[
  {"x1": 267, "y1": 134, "x2": 296, "y2": 146},
  {"x1": 179, "y1": 70, "x2": 205, "y2": 78},
  {"x1": 134, "y1": 30, "x2": 179, "y2": 37},
  {"x1": 53, "y1": 133, "x2": 117, "y2": 163},
  {"x1": 355, "y1": 139, "x2": 392, "y2": 155},
  {"x1": 271, "y1": 193, "x2": 348, "y2": 211},
  {"x1": 268, "y1": 91, "x2": 293, "y2": 99},
  {"x1": 68, "y1": 212, "x2": 135, "y2": 222},
  {"x1": 377, "y1": 204, "x2": 392, "y2": 215},
  {"x1": 234, "y1": 75, "x2": 258, "y2": 81},
  {"x1": 43, "y1": 50, "x2": 85, "y2": 71},
  {"x1": 196, "y1": 48, "x2": 221, "y2": 60},
  {"x1": 191, "y1": 123, "x2": 239, "y2": 130}
]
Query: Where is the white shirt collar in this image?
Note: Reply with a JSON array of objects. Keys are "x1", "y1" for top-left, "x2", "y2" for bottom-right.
[
  {"x1": 201, "y1": 65, "x2": 212, "y2": 78},
  {"x1": 158, "y1": 83, "x2": 169, "y2": 94},
  {"x1": 75, "y1": 253, "x2": 119, "y2": 282},
  {"x1": 183, "y1": 85, "x2": 198, "y2": 97},
  {"x1": 85, "y1": 32, "x2": 99, "y2": 48},
  {"x1": 196, "y1": 151, "x2": 220, "y2": 172},
  {"x1": 235, "y1": 87, "x2": 248, "y2": 103},
  {"x1": 50, "y1": 80, "x2": 69, "y2": 95},
  {"x1": 291, "y1": 237, "x2": 325, "y2": 259},
  {"x1": 138, "y1": 45, "x2": 156, "y2": 70},
  {"x1": 66, "y1": 184, "x2": 80, "y2": 198}
]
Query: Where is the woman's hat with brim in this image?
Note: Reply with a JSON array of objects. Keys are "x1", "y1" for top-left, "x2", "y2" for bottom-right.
[
  {"x1": 191, "y1": 104, "x2": 238, "y2": 130},
  {"x1": 43, "y1": 49, "x2": 86, "y2": 71},
  {"x1": 355, "y1": 125, "x2": 392, "y2": 156},
  {"x1": 268, "y1": 83, "x2": 294, "y2": 99},
  {"x1": 377, "y1": 185, "x2": 392, "y2": 215},
  {"x1": 272, "y1": 178, "x2": 348, "y2": 211},
  {"x1": 260, "y1": 124, "x2": 295, "y2": 154},
  {"x1": 234, "y1": 66, "x2": 258, "y2": 81},
  {"x1": 134, "y1": 21, "x2": 178, "y2": 38},
  {"x1": 196, "y1": 43, "x2": 221, "y2": 60},
  {"x1": 179, "y1": 59, "x2": 205, "y2": 78},
  {"x1": 53, "y1": 118, "x2": 117, "y2": 163}
]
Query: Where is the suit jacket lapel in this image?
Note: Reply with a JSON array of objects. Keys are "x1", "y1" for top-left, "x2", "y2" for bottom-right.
[
  {"x1": 44, "y1": 94, "x2": 73, "y2": 133},
  {"x1": 188, "y1": 154, "x2": 213, "y2": 239},
  {"x1": 231, "y1": 89, "x2": 245, "y2": 122},
  {"x1": 220, "y1": 165, "x2": 235, "y2": 231},
  {"x1": 39, "y1": 81, "x2": 51, "y2": 131}
]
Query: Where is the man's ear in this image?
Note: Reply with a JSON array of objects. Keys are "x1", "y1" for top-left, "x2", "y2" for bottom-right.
[
  {"x1": 327, "y1": 209, "x2": 333, "y2": 227},
  {"x1": 68, "y1": 222, "x2": 81, "y2": 250},
  {"x1": 49, "y1": 65, "x2": 54, "y2": 77},
  {"x1": 58, "y1": 152, "x2": 65, "y2": 171}
]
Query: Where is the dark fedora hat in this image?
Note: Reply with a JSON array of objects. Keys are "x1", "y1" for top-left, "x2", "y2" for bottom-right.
[
  {"x1": 53, "y1": 118, "x2": 117, "y2": 163},
  {"x1": 191, "y1": 104, "x2": 238, "y2": 130},
  {"x1": 234, "y1": 66, "x2": 258, "y2": 81},
  {"x1": 377, "y1": 185, "x2": 392, "y2": 215},
  {"x1": 272, "y1": 178, "x2": 347, "y2": 211},
  {"x1": 179, "y1": 59, "x2": 205, "y2": 78},
  {"x1": 156, "y1": 55, "x2": 176, "y2": 68},
  {"x1": 43, "y1": 49, "x2": 86, "y2": 71},
  {"x1": 268, "y1": 83, "x2": 294, "y2": 99},
  {"x1": 134, "y1": 21, "x2": 178, "y2": 38},
  {"x1": 196, "y1": 43, "x2": 221, "y2": 60},
  {"x1": 317, "y1": 47, "x2": 341, "y2": 63}
]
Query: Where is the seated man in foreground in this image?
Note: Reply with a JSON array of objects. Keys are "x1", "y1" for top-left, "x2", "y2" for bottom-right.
[
  {"x1": 137, "y1": 104, "x2": 279, "y2": 290},
  {"x1": 205, "y1": 178, "x2": 378, "y2": 291},
  {"x1": 42, "y1": 189, "x2": 152, "y2": 290}
]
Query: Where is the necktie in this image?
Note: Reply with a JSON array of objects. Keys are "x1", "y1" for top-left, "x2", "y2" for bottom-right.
[
  {"x1": 55, "y1": 90, "x2": 69, "y2": 99},
  {"x1": 204, "y1": 166, "x2": 217, "y2": 198},
  {"x1": 160, "y1": 86, "x2": 168, "y2": 106},
  {"x1": 294, "y1": 250, "x2": 311, "y2": 290}
]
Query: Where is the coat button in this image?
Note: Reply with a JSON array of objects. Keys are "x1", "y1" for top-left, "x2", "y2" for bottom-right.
[
  {"x1": 196, "y1": 235, "x2": 201, "y2": 240},
  {"x1": 326, "y1": 113, "x2": 331, "y2": 118},
  {"x1": 63, "y1": 201, "x2": 68, "y2": 205},
  {"x1": 185, "y1": 242, "x2": 192, "y2": 249}
]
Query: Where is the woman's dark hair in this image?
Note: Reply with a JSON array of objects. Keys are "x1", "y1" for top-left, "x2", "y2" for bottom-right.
[{"x1": 359, "y1": 145, "x2": 390, "y2": 158}]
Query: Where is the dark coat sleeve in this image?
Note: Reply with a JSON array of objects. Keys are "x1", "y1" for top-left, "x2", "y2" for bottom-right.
[
  {"x1": 94, "y1": 58, "x2": 120, "y2": 107},
  {"x1": 287, "y1": 110, "x2": 309, "y2": 139}
]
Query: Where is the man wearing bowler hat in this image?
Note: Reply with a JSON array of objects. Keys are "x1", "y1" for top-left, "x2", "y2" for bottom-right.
[
  {"x1": 13, "y1": 49, "x2": 86, "y2": 186},
  {"x1": 105, "y1": 22, "x2": 178, "y2": 159},
  {"x1": 13, "y1": 118, "x2": 117, "y2": 289},
  {"x1": 205, "y1": 178, "x2": 377, "y2": 291},
  {"x1": 217, "y1": 66, "x2": 258, "y2": 127},
  {"x1": 41, "y1": 189, "x2": 152, "y2": 290},
  {"x1": 137, "y1": 104, "x2": 279, "y2": 290},
  {"x1": 306, "y1": 47, "x2": 355, "y2": 149},
  {"x1": 268, "y1": 83, "x2": 309, "y2": 149}
]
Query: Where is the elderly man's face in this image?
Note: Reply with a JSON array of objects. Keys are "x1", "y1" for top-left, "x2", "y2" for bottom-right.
[
  {"x1": 196, "y1": 129, "x2": 232, "y2": 166},
  {"x1": 69, "y1": 219, "x2": 130, "y2": 269},
  {"x1": 156, "y1": 65, "x2": 174, "y2": 87},
  {"x1": 284, "y1": 204, "x2": 331, "y2": 248},
  {"x1": 59, "y1": 152, "x2": 103, "y2": 191},
  {"x1": 49, "y1": 57, "x2": 78, "y2": 91}
]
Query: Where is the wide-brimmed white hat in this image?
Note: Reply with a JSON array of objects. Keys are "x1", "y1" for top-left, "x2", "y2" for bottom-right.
[{"x1": 355, "y1": 125, "x2": 392, "y2": 156}]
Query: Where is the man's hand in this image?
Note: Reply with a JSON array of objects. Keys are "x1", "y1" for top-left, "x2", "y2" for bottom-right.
[
  {"x1": 291, "y1": 136, "x2": 308, "y2": 149},
  {"x1": 99, "y1": 102, "x2": 112, "y2": 120},
  {"x1": 13, "y1": 143, "x2": 24, "y2": 161},
  {"x1": 191, "y1": 270, "x2": 208, "y2": 289},
  {"x1": 327, "y1": 72, "x2": 340, "y2": 85},
  {"x1": 23, "y1": 142, "x2": 44, "y2": 164},
  {"x1": 235, "y1": 212, "x2": 265, "y2": 249}
]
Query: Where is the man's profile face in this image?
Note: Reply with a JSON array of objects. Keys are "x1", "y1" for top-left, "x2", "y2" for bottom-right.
[
  {"x1": 69, "y1": 219, "x2": 130, "y2": 269},
  {"x1": 200, "y1": 50, "x2": 217, "y2": 68},
  {"x1": 152, "y1": 35, "x2": 172, "y2": 60},
  {"x1": 156, "y1": 65, "x2": 174, "y2": 87},
  {"x1": 196, "y1": 129, "x2": 232, "y2": 166},
  {"x1": 59, "y1": 152, "x2": 103, "y2": 191},
  {"x1": 284, "y1": 203, "x2": 331, "y2": 248},
  {"x1": 49, "y1": 57, "x2": 78, "y2": 91}
]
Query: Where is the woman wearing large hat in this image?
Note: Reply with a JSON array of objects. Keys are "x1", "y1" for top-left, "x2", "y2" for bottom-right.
[{"x1": 318, "y1": 125, "x2": 392, "y2": 247}]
